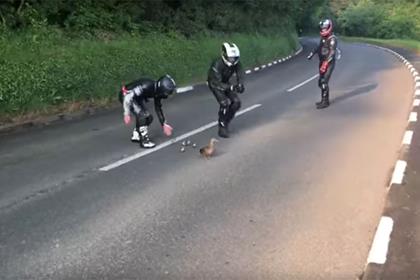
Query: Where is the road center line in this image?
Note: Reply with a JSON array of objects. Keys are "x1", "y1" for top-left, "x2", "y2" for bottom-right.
[
  {"x1": 287, "y1": 74, "x2": 319, "y2": 92},
  {"x1": 99, "y1": 104, "x2": 262, "y2": 171}
]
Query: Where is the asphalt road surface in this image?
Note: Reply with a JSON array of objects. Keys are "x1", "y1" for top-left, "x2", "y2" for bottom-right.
[{"x1": 0, "y1": 39, "x2": 414, "y2": 279}]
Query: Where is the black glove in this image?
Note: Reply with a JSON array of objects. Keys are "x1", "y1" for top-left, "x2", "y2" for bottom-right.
[
  {"x1": 235, "y1": 83, "x2": 245, "y2": 94},
  {"x1": 307, "y1": 52, "x2": 314, "y2": 60}
]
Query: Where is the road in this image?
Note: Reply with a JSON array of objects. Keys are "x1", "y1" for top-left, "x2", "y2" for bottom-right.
[{"x1": 0, "y1": 39, "x2": 414, "y2": 279}]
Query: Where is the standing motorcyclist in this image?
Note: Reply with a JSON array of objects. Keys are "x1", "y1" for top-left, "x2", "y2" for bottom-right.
[
  {"x1": 207, "y1": 42, "x2": 245, "y2": 138},
  {"x1": 119, "y1": 75, "x2": 176, "y2": 148},
  {"x1": 307, "y1": 19, "x2": 338, "y2": 109}
]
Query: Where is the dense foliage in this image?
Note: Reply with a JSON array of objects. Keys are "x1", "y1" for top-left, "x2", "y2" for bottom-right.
[
  {"x1": 331, "y1": 0, "x2": 420, "y2": 39},
  {"x1": 0, "y1": 0, "x2": 324, "y2": 36}
]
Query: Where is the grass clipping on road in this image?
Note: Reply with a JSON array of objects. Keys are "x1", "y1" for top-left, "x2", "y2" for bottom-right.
[
  {"x1": 0, "y1": 30, "x2": 298, "y2": 125},
  {"x1": 343, "y1": 37, "x2": 420, "y2": 54}
]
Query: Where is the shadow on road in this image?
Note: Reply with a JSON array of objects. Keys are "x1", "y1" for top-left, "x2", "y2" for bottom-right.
[{"x1": 331, "y1": 83, "x2": 378, "y2": 105}]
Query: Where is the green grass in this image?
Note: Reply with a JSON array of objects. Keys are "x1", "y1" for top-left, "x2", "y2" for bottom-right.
[
  {"x1": 0, "y1": 28, "x2": 298, "y2": 123},
  {"x1": 343, "y1": 36, "x2": 420, "y2": 54}
]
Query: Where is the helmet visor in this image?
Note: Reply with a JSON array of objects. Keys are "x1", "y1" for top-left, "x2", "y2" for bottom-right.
[{"x1": 227, "y1": 56, "x2": 239, "y2": 65}]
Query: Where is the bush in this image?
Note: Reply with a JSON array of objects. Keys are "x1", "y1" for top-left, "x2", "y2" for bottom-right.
[{"x1": 338, "y1": 0, "x2": 419, "y2": 39}]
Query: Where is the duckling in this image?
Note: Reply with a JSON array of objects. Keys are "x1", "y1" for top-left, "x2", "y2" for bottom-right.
[{"x1": 199, "y1": 138, "x2": 219, "y2": 159}]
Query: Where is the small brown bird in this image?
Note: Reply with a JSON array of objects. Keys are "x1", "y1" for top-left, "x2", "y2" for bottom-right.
[{"x1": 199, "y1": 138, "x2": 219, "y2": 159}]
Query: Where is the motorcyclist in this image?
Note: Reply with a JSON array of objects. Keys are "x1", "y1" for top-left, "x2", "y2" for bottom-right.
[
  {"x1": 119, "y1": 75, "x2": 176, "y2": 148},
  {"x1": 307, "y1": 19, "x2": 338, "y2": 109},
  {"x1": 207, "y1": 42, "x2": 245, "y2": 138}
]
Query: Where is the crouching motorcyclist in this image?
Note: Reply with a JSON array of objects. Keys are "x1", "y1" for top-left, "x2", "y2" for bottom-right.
[
  {"x1": 119, "y1": 75, "x2": 176, "y2": 148},
  {"x1": 207, "y1": 42, "x2": 245, "y2": 138}
]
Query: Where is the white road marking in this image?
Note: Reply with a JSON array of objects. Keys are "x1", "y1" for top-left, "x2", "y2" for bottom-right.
[
  {"x1": 390, "y1": 160, "x2": 407, "y2": 185},
  {"x1": 403, "y1": 130, "x2": 414, "y2": 145},
  {"x1": 287, "y1": 74, "x2": 319, "y2": 92},
  {"x1": 245, "y1": 70, "x2": 252, "y2": 74},
  {"x1": 413, "y1": 99, "x2": 420, "y2": 107},
  {"x1": 176, "y1": 86, "x2": 194, "y2": 93},
  {"x1": 367, "y1": 216, "x2": 394, "y2": 265},
  {"x1": 409, "y1": 112, "x2": 418, "y2": 122},
  {"x1": 99, "y1": 104, "x2": 262, "y2": 171}
]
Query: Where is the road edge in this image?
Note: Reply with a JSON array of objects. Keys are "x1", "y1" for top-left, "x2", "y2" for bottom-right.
[{"x1": 358, "y1": 43, "x2": 420, "y2": 280}]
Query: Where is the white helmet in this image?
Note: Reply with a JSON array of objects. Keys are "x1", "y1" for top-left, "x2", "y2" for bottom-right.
[{"x1": 221, "y1": 42, "x2": 240, "y2": 66}]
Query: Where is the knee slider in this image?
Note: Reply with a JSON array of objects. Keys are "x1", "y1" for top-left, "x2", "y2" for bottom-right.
[
  {"x1": 145, "y1": 114, "x2": 153, "y2": 126},
  {"x1": 231, "y1": 99, "x2": 241, "y2": 111},
  {"x1": 220, "y1": 99, "x2": 229, "y2": 109}
]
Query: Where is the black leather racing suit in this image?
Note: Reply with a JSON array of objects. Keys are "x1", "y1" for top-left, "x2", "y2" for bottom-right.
[
  {"x1": 119, "y1": 78, "x2": 167, "y2": 130},
  {"x1": 207, "y1": 58, "x2": 245, "y2": 127},
  {"x1": 311, "y1": 34, "x2": 337, "y2": 98}
]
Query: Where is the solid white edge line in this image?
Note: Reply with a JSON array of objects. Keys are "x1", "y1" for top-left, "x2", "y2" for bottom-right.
[
  {"x1": 409, "y1": 112, "x2": 418, "y2": 122},
  {"x1": 99, "y1": 104, "x2": 262, "y2": 171},
  {"x1": 287, "y1": 74, "x2": 319, "y2": 92},
  {"x1": 367, "y1": 216, "x2": 394, "y2": 265},
  {"x1": 245, "y1": 70, "x2": 252, "y2": 74},
  {"x1": 176, "y1": 86, "x2": 194, "y2": 93},
  {"x1": 413, "y1": 99, "x2": 420, "y2": 107},
  {"x1": 403, "y1": 130, "x2": 414, "y2": 145},
  {"x1": 390, "y1": 160, "x2": 407, "y2": 185}
]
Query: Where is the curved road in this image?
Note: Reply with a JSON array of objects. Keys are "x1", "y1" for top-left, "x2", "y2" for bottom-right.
[{"x1": 0, "y1": 39, "x2": 414, "y2": 279}]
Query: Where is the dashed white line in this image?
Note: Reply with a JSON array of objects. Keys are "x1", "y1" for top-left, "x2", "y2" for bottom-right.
[
  {"x1": 403, "y1": 130, "x2": 414, "y2": 145},
  {"x1": 390, "y1": 160, "x2": 407, "y2": 185},
  {"x1": 409, "y1": 112, "x2": 418, "y2": 122},
  {"x1": 413, "y1": 99, "x2": 420, "y2": 107},
  {"x1": 176, "y1": 86, "x2": 194, "y2": 93},
  {"x1": 99, "y1": 104, "x2": 262, "y2": 171},
  {"x1": 367, "y1": 216, "x2": 394, "y2": 265},
  {"x1": 287, "y1": 74, "x2": 319, "y2": 92}
]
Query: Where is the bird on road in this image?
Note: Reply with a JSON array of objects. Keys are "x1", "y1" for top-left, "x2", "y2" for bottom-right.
[{"x1": 199, "y1": 138, "x2": 219, "y2": 159}]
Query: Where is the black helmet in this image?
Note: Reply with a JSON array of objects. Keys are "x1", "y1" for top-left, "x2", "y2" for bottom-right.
[
  {"x1": 221, "y1": 42, "x2": 240, "y2": 66},
  {"x1": 319, "y1": 19, "x2": 333, "y2": 37},
  {"x1": 156, "y1": 74, "x2": 176, "y2": 98}
]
